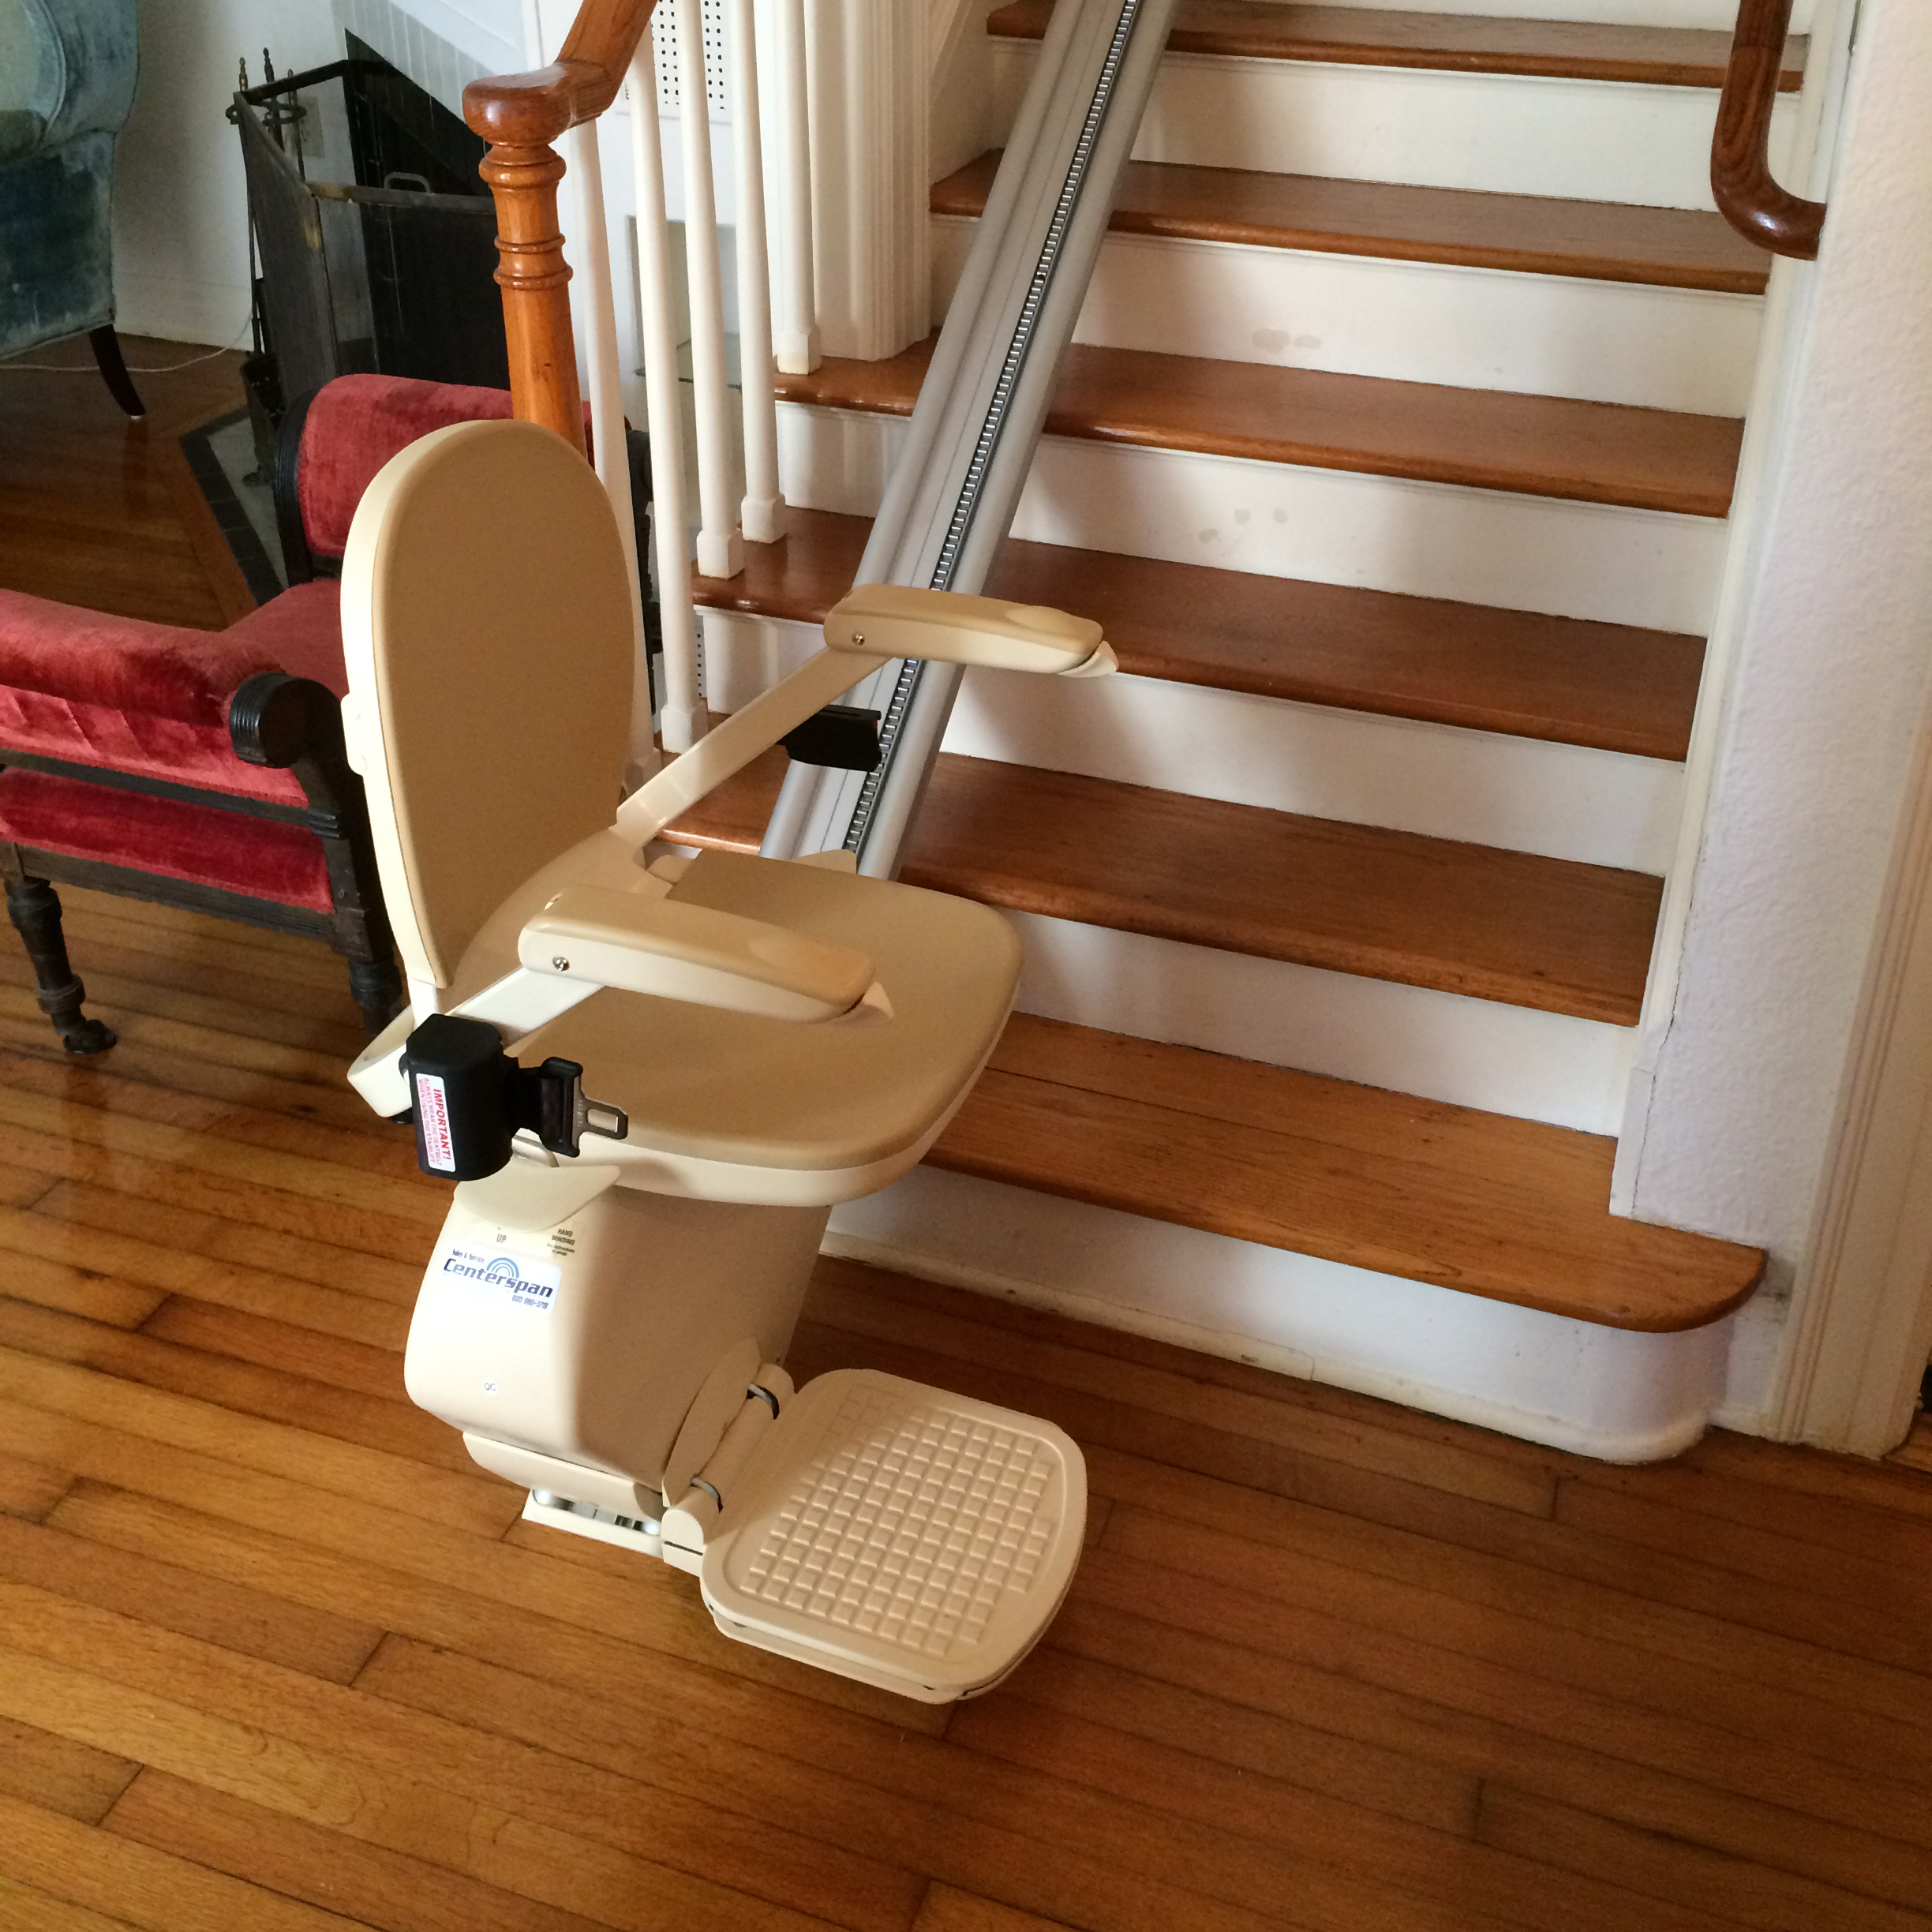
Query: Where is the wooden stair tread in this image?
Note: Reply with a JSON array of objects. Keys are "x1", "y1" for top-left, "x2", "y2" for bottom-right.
[
  {"x1": 668, "y1": 750, "x2": 1661, "y2": 1023},
  {"x1": 695, "y1": 508, "x2": 1705, "y2": 760},
  {"x1": 932, "y1": 1013, "x2": 1764, "y2": 1331},
  {"x1": 776, "y1": 337, "x2": 1743, "y2": 516},
  {"x1": 932, "y1": 151, "x2": 1773, "y2": 294},
  {"x1": 988, "y1": 0, "x2": 1806, "y2": 91}
]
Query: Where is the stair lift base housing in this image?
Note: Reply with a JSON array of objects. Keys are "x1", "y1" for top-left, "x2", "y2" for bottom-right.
[{"x1": 343, "y1": 417, "x2": 1093, "y2": 1702}]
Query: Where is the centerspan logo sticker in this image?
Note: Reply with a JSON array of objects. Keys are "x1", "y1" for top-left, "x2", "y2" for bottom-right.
[{"x1": 441, "y1": 1247, "x2": 560, "y2": 1311}]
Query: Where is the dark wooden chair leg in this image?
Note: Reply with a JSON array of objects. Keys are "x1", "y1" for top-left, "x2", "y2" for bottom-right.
[
  {"x1": 346, "y1": 952, "x2": 405, "y2": 1039},
  {"x1": 88, "y1": 327, "x2": 147, "y2": 420},
  {"x1": 5, "y1": 877, "x2": 116, "y2": 1054}
]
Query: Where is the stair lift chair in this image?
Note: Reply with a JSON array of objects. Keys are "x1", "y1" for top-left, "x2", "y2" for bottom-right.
[{"x1": 340, "y1": 417, "x2": 1115, "y2": 1702}]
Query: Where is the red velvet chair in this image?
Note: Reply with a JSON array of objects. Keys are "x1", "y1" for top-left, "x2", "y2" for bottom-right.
[{"x1": 0, "y1": 373, "x2": 518, "y2": 1052}]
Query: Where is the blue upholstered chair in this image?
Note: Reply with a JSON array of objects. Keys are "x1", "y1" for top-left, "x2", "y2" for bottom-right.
[{"x1": 0, "y1": 0, "x2": 144, "y2": 415}]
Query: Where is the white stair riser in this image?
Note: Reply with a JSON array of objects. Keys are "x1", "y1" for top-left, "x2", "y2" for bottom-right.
[
  {"x1": 932, "y1": 216, "x2": 1764, "y2": 415},
  {"x1": 1007, "y1": 911, "x2": 1636, "y2": 1132},
  {"x1": 700, "y1": 609, "x2": 1684, "y2": 872},
  {"x1": 990, "y1": 45, "x2": 1802, "y2": 210},
  {"x1": 777, "y1": 402, "x2": 1731, "y2": 631},
  {"x1": 827, "y1": 1168, "x2": 1732, "y2": 1462}
]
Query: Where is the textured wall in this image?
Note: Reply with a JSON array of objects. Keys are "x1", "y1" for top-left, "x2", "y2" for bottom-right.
[{"x1": 1619, "y1": 0, "x2": 1932, "y2": 1424}]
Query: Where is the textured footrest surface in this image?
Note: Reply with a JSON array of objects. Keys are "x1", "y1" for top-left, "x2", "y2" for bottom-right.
[{"x1": 701, "y1": 1368, "x2": 1086, "y2": 1702}]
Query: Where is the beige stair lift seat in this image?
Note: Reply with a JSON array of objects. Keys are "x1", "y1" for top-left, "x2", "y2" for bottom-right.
[
  {"x1": 339, "y1": 419, "x2": 1083, "y2": 1702},
  {"x1": 519, "y1": 848, "x2": 1022, "y2": 1202}
]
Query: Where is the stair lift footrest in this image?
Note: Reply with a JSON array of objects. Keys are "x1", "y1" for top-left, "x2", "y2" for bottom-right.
[{"x1": 699, "y1": 1369, "x2": 1086, "y2": 1702}]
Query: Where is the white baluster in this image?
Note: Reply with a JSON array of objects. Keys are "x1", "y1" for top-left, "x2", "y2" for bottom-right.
[
  {"x1": 730, "y1": 0, "x2": 784, "y2": 543},
  {"x1": 675, "y1": 0, "x2": 743, "y2": 581},
  {"x1": 561, "y1": 118, "x2": 656, "y2": 777},
  {"x1": 773, "y1": 0, "x2": 819, "y2": 374},
  {"x1": 629, "y1": 46, "x2": 707, "y2": 751}
]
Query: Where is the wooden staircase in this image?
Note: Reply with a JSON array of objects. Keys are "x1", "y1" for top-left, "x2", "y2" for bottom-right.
[{"x1": 678, "y1": 0, "x2": 1791, "y2": 1437}]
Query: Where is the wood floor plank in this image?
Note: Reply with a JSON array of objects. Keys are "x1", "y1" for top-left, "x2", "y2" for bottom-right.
[
  {"x1": 0, "y1": 1511, "x2": 382, "y2": 1684},
  {"x1": 0, "y1": 1713, "x2": 137, "y2": 1825},
  {"x1": 950, "y1": 1696, "x2": 1737, "y2": 1932},
  {"x1": 1073, "y1": 1443, "x2": 1932, "y2": 1762},
  {"x1": 0, "y1": 337, "x2": 245, "y2": 627},
  {"x1": 0, "y1": 1011, "x2": 399, "y2": 1142},
  {"x1": 141, "y1": 1300, "x2": 406, "y2": 1397},
  {"x1": 0, "y1": 1254, "x2": 164, "y2": 1328},
  {"x1": 0, "y1": 1050, "x2": 430, "y2": 1197},
  {"x1": 1043, "y1": 1589, "x2": 1932, "y2": 1912},
  {"x1": 934, "y1": 151, "x2": 1772, "y2": 294},
  {"x1": 0, "y1": 1347, "x2": 521, "y2": 1537},
  {"x1": 0, "y1": 1122, "x2": 439, "y2": 1267},
  {"x1": 0, "y1": 1201, "x2": 412, "y2": 1351},
  {"x1": 0, "y1": 1298, "x2": 468, "y2": 1474},
  {"x1": 28, "y1": 1178, "x2": 426, "y2": 1309},
  {"x1": 777, "y1": 337, "x2": 1745, "y2": 516},
  {"x1": 1473, "y1": 1784, "x2": 1932, "y2": 1932},
  {"x1": 106, "y1": 1772, "x2": 620, "y2": 1932},
  {"x1": 0, "y1": 1587, "x2": 934, "y2": 1932},
  {"x1": 0, "y1": 1445, "x2": 69, "y2": 1520},
  {"x1": 0, "y1": 1788, "x2": 368, "y2": 1932},
  {"x1": 0, "y1": 1874, "x2": 144, "y2": 1932},
  {"x1": 912, "y1": 1893, "x2": 1077, "y2": 1932},
  {"x1": 1, "y1": 1648, "x2": 816, "y2": 1932},
  {"x1": 987, "y1": 0, "x2": 1808, "y2": 89},
  {"x1": 354, "y1": 1630, "x2": 1477, "y2": 1932},
  {"x1": 1093, "y1": 1510, "x2": 1932, "y2": 1842}
]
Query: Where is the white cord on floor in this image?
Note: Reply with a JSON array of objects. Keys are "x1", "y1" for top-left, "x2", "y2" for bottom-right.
[{"x1": 1, "y1": 320, "x2": 254, "y2": 376}]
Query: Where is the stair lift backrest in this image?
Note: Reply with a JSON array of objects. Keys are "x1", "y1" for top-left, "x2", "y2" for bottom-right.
[{"x1": 338, "y1": 420, "x2": 635, "y2": 991}]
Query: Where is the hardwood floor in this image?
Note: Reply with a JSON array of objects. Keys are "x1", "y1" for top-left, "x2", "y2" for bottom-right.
[{"x1": 2, "y1": 348, "x2": 1930, "y2": 1932}]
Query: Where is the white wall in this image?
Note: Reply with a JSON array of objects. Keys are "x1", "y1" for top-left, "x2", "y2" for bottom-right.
[
  {"x1": 111, "y1": 2, "x2": 344, "y2": 345},
  {"x1": 1614, "y1": 0, "x2": 1932, "y2": 1435}
]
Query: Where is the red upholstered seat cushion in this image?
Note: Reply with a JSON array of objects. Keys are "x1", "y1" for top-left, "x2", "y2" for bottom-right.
[
  {"x1": 0, "y1": 588, "x2": 309, "y2": 807},
  {"x1": 223, "y1": 578, "x2": 346, "y2": 694},
  {"x1": 298, "y1": 374, "x2": 515, "y2": 560},
  {"x1": 0, "y1": 769, "x2": 334, "y2": 914}
]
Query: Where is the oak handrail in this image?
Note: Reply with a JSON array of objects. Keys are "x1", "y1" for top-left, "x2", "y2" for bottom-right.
[
  {"x1": 462, "y1": 0, "x2": 659, "y2": 447},
  {"x1": 1711, "y1": 0, "x2": 1825, "y2": 260}
]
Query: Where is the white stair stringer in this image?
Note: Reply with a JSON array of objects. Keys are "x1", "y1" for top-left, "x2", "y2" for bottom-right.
[
  {"x1": 777, "y1": 401, "x2": 1732, "y2": 631},
  {"x1": 826, "y1": 1165, "x2": 1732, "y2": 1463},
  {"x1": 990, "y1": 45, "x2": 1803, "y2": 209},
  {"x1": 1005, "y1": 910, "x2": 1637, "y2": 1133},
  {"x1": 931, "y1": 216, "x2": 1765, "y2": 414},
  {"x1": 702, "y1": 609, "x2": 1686, "y2": 873}
]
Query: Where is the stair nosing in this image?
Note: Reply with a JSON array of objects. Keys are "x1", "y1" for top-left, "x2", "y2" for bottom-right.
[
  {"x1": 666, "y1": 750, "x2": 1664, "y2": 1026},
  {"x1": 987, "y1": 0, "x2": 1807, "y2": 93},
  {"x1": 694, "y1": 509, "x2": 1705, "y2": 762},
  {"x1": 927, "y1": 1013, "x2": 1766, "y2": 1332},
  {"x1": 774, "y1": 339, "x2": 1743, "y2": 519},
  {"x1": 930, "y1": 152, "x2": 1773, "y2": 295}
]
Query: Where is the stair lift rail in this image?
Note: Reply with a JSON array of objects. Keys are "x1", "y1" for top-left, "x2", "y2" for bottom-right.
[{"x1": 758, "y1": 0, "x2": 1181, "y2": 875}]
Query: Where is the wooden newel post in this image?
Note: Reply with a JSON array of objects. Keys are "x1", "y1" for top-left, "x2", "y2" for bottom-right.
[
  {"x1": 462, "y1": 10, "x2": 660, "y2": 448},
  {"x1": 464, "y1": 68, "x2": 603, "y2": 452},
  {"x1": 478, "y1": 139, "x2": 586, "y2": 448}
]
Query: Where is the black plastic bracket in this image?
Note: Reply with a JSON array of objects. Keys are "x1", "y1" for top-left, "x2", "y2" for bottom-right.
[{"x1": 781, "y1": 703, "x2": 882, "y2": 773}]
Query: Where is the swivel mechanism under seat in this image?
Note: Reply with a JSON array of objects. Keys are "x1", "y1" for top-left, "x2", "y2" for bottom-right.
[{"x1": 339, "y1": 417, "x2": 1114, "y2": 1700}]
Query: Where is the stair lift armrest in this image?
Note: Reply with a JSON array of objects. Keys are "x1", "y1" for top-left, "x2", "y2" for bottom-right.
[
  {"x1": 822, "y1": 585, "x2": 1118, "y2": 679},
  {"x1": 612, "y1": 591, "x2": 1115, "y2": 848},
  {"x1": 517, "y1": 886, "x2": 882, "y2": 1023}
]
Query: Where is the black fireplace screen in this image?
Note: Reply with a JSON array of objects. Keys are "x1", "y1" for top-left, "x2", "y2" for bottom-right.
[{"x1": 231, "y1": 46, "x2": 510, "y2": 424}]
